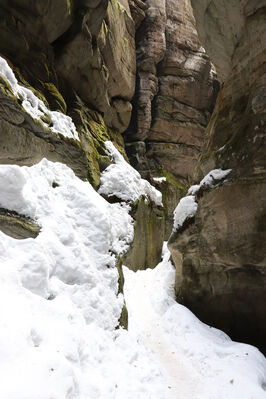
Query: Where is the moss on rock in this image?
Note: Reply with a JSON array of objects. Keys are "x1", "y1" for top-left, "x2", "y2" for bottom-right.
[{"x1": 122, "y1": 196, "x2": 165, "y2": 271}]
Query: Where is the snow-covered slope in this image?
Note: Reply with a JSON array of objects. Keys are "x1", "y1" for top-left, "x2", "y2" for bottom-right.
[
  {"x1": 0, "y1": 160, "x2": 167, "y2": 399},
  {"x1": 0, "y1": 159, "x2": 265, "y2": 399},
  {"x1": 124, "y1": 244, "x2": 266, "y2": 399}
]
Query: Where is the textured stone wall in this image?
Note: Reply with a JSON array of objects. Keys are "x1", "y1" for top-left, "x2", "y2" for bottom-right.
[
  {"x1": 169, "y1": 0, "x2": 266, "y2": 353},
  {"x1": 125, "y1": 0, "x2": 218, "y2": 236},
  {"x1": 0, "y1": 0, "x2": 164, "y2": 273}
]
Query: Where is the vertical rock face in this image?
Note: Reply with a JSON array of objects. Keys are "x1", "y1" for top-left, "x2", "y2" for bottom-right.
[
  {"x1": 122, "y1": 196, "x2": 165, "y2": 271},
  {"x1": 0, "y1": 0, "x2": 136, "y2": 133},
  {"x1": 56, "y1": 0, "x2": 136, "y2": 132},
  {"x1": 169, "y1": 0, "x2": 266, "y2": 352},
  {"x1": 0, "y1": 0, "x2": 137, "y2": 176},
  {"x1": 126, "y1": 0, "x2": 218, "y2": 236}
]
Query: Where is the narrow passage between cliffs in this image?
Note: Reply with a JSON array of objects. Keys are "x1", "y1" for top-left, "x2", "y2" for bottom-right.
[{"x1": 123, "y1": 244, "x2": 266, "y2": 399}]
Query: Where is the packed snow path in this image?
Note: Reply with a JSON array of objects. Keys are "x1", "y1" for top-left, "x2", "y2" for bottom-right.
[
  {"x1": 124, "y1": 265, "x2": 200, "y2": 398},
  {"x1": 123, "y1": 245, "x2": 266, "y2": 399}
]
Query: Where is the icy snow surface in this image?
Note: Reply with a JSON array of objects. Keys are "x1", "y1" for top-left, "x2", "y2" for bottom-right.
[
  {"x1": 124, "y1": 244, "x2": 266, "y2": 399},
  {"x1": 98, "y1": 141, "x2": 162, "y2": 206},
  {"x1": 0, "y1": 56, "x2": 79, "y2": 141}
]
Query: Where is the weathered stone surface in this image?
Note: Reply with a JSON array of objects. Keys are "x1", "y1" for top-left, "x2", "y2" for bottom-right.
[
  {"x1": 126, "y1": 0, "x2": 217, "y2": 237},
  {"x1": 0, "y1": 81, "x2": 88, "y2": 178},
  {"x1": 56, "y1": 0, "x2": 136, "y2": 132},
  {"x1": 122, "y1": 196, "x2": 165, "y2": 271},
  {"x1": 127, "y1": 0, "x2": 167, "y2": 141},
  {"x1": 0, "y1": 59, "x2": 127, "y2": 186},
  {"x1": 128, "y1": 0, "x2": 146, "y2": 29},
  {"x1": 169, "y1": 0, "x2": 266, "y2": 352},
  {"x1": 0, "y1": 0, "x2": 136, "y2": 134},
  {"x1": 0, "y1": 208, "x2": 40, "y2": 240}
]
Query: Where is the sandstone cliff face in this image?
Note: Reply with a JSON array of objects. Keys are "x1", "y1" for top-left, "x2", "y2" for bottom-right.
[
  {"x1": 0, "y1": 0, "x2": 164, "y2": 275},
  {"x1": 0, "y1": 0, "x2": 136, "y2": 133},
  {"x1": 169, "y1": 0, "x2": 266, "y2": 352},
  {"x1": 126, "y1": 0, "x2": 218, "y2": 236}
]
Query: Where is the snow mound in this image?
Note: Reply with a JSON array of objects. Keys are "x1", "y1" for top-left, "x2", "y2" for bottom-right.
[
  {"x1": 98, "y1": 141, "x2": 162, "y2": 206},
  {"x1": 124, "y1": 244, "x2": 266, "y2": 399},
  {"x1": 0, "y1": 160, "x2": 170, "y2": 399},
  {"x1": 173, "y1": 195, "x2": 198, "y2": 232},
  {"x1": 0, "y1": 56, "x2": 79, "y2": 141}
]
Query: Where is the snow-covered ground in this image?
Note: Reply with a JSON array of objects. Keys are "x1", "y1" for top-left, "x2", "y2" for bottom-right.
[
  {"x1": 124, "y1": 244, "x2": 266, "y2": 399},
  {"x1": 0, "y1": 159, "x2": 265, "y2": 399},
  {"x1": 0, "y1": 159, "x2": 167, "y2": 399}
]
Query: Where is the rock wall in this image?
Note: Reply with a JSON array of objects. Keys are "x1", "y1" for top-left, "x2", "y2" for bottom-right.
[
  {"x1": 125, "y1": 0, "x2": 218, "y2": 236},
  {"x1": 0, "y1": 0, "x2": 135, "y2": 133},
  {"x1": 169, "y1": 0, "x2": 266, "y2": 352},
  {"x1": 0, "y1": 0, "x2": 164, "y2": 275}
]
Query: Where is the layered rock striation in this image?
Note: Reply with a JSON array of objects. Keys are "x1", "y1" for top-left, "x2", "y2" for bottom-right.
[
  {"x1": 169, "y1": 0, "x2": 266, "y2": 352},
  {"x1": 126, "y1": 0, "x2": 218, "y2": 236}
]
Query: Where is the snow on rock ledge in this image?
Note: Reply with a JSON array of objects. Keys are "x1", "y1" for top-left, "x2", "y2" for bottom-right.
[
  {"x1": 98, "y1": 141, "x2": 162, "y2": 206},
  {"x1": 0, "y1": 56, "x2": 79, "y2": 141},
  {"x1": 188, "y1": 168, "x2": 232, "y2": 195},
  {"x1": 172, "y1": 169, "x2": 232, "y2": 232},
  {"x1": 173, "y1": 195, "x2": 198, "y2": 232}
]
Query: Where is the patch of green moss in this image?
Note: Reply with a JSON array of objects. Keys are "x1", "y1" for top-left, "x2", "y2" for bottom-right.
[
  {"x1": 0, "y1": 75, "x2": 15, "y2": 97},
  {"x1": 73, "y1": 105, "x2": 109, "y2": 186},
  {"x1": 99, "y1": 19, "x2": 109, "y2": 40},
  {"x1": 119, "y1": 303, "x2": 128, "y2": 329},
  {"x1": 41, "y1": 82, "x2": 67, "y2": 113},
  {"x1": 161, "y1": 169, "x2": 188, "y2": 191},
  {"x1": 116, "y1": 257, "x2": 128, "y2": 329},
  {"x1": 0, "y1": 211, "x2": 40, "y2": 240},
  {"x1": 102, "y1": 63, "x2": 109, "y2": 81},
  {"x1": 66, "y1": 0, "x2": 71, "y2": 14},
  {"x1": 112, "y1": 0, "x2": 125, "y2": 13},
  {"x1": 30, "y1": 86, "x2": 49, "y2": 107}
]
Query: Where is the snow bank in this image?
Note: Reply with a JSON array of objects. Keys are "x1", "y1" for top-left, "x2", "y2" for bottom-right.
[
  {"x1": 0, "y1": 159, "x2": 170, "y2": 399},
  {"x1": 124, "y1": 245, "x2": 266, "y2": 399},
  {"x1": 173, "y1": 195, "x2": 198, "y2": 231},
  {"x1": 98, "y1": 141, "x2": 162, "y2": 206},
  {"x1": 0, "y1": 56, "x2": 79, "y2": 141}
]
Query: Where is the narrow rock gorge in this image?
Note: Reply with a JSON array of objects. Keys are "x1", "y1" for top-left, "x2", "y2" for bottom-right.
[{"x1": 0, "y1": 0, "x2": 265, "y2": 394}]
